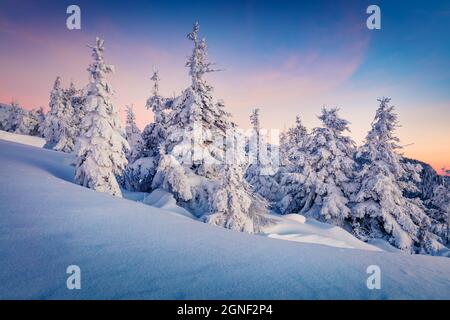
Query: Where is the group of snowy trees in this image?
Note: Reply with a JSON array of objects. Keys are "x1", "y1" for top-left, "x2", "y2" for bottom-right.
[
  {"x1": 43, "y1": 77, "x2": 85, "y2": 152},
  {"x1": 0, "y1": 102, "x2": 45, "y2": 137},
  {"x1": 246, "y1": 99, "x2": 449, "y2": 254},
  {"x1": 123, "y1": 22, "x2": 270, "y2": 233},
  {"x1": 0, "y1": 78, "x2": 86, "y2": 154},
  {"x1": 70, "y1": 23, "x2": 447, "y2": 252},
  {"x1": 0, "y1": 37, "x2": 131, "y2": 198}
]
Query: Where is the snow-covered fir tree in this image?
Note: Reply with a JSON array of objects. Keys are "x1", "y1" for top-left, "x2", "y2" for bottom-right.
[
  {"x1": 6, "y1": 101, "x2": 22, "y2": 132},
  {"x1": 277, "y1": 115, "x2": 311, "y2": 214},
  {"x1": 32, "y1": 107, "x2": 46, "y2": 137},
  {"x1": 287, "y1": 116, "x2": 309, "y2": 148},
  {"x1": 9, "y1": 103, "x2": 27, "y2": 135},
  {"x1": 298, "y1": 108, "x2": 356, "y2": 225},
  {"x1": 65, "y1": 81, "x2": 86, "y2": 139},
  {"x1": 14, "y1": 107, "x2": 38, "y2": 136},
  {"x1": 151, "y1": 22, "x2": 270, "y2": 231},
  {"x1": 75, "y1": 37, "x2": 129, "y2": 197},
  {"x1": 43, "y1": 77, "x2": 76, "y2": 152},
  {"x1": 122, "y1": 70, "x2": 172, "y2": 192},
  {"x1": 162, "y1": 22, "x2": 229, "y2": 178},
  {"x1": 141, "y1": 121, "x2": 167, "y2": 158},
  {"x1": 401, "y1": 158, "x2": 443, "y2": 200},
  {"x1": 124, "y1": 105, "x2": 144, "y2": 163},
  {"x1": 0, "y1": 104, "x2": 13, "y2": 131},
  {"x1": 151, "y1": 21, "x2": 229, "y2": 201},
  {"x1": 151, "y1": 146, "x2": 193, "y2": 202},
  {"x1": 206, "y1": 145, "x2": 269, "y2": 233},
  {"x1": 249, "y1": 108, "x2": 261, "y2": 163},
  {"x1": 352, "y1": 98, "x2": 446, "y2": 254},
  {"x1": 245, "y1": 108, "x2": 281, "y2": 203},
  {"x1": 142, "y1": 69, "x2": 171, "y2": 158},
  {"x1": 43, "y1": 77, "x2": 64, "y2": 147}
]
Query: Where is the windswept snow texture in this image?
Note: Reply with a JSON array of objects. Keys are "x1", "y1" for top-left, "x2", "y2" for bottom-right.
[{"x1": 0, "y1": 139, "x2": 449, "y2": 299}]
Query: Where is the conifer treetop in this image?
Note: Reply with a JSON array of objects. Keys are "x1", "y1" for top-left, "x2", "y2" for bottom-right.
[
  {"x1": 369, "y1": 97, "x2": 401, "y2": 149},
  {"x1": 150, "y1": 69, "x2": 160, "y2": 97},
  {"x1": 250, "y1": 108, "x2": 260, "y2": 130},
  {"x1": 53, "y1": 76, "x2": 62, "y2": 90},
  {"x1": 186, "y1": 22, "x2": 218, "y2": 89},
  {"x1": 87, "y1": 37, "x2": 114, "y2": 93},
  {"x1": 359, "y1": 97, "x2": 404, "y2": 176},
  {"x1": 146, "y1": 68, "x2": 168, "y2": 124},
  {"x1": 318, "y1": 107, "x2": 350, "y2": 134}
]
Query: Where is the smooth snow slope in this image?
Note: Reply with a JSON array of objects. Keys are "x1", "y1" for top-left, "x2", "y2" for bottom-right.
[
  {"x1": 0, "y1": 130, "x2": 45, "y2": 148},
  {"x1": 0, "y1": 140, "x2": 449, "y2": 299}
]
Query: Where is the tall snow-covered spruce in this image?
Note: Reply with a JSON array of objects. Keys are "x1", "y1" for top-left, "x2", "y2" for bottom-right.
[
  {"x1": 142, "y1": 69, "x2": 170, "y2": 158},
  {"x1": 75, "y1": 37, "x2": 129, "y2": 197},
  {"x1": 277, "y1": 115, "x2": 311, "y2": 214},
  {"x1": 161, "y1": 22, "x2": 229, "y2": 178},
  {"x1": 245, "y1": 108, "x2": 281, "y2": 204},
  {"x1": 352, "y1": 98, "x2": 446, "y2": 254},
  {"x1": 122, "y1": 69, "x2": 171, "y2": 193},
  {"x1": 150, "y1": 22, "x2": 270, "y2": 232},
  {"x1": 65, "y1": 81, "x2": 86, "y2": 139}
]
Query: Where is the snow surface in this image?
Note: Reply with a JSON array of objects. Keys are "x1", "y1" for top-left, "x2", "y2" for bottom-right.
[
  {"x1": 0, "y1": 130, "x2": 45, "y2": 148},
  {"x1": 142, "y1": 189, "x2": 195, "y2": 219},
  {"x1": 262, "y1": 214, "x2": 383, "y2": 251},
  {"x1": 0, "y1": 138, "x2": 449, "y2": 299}
]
